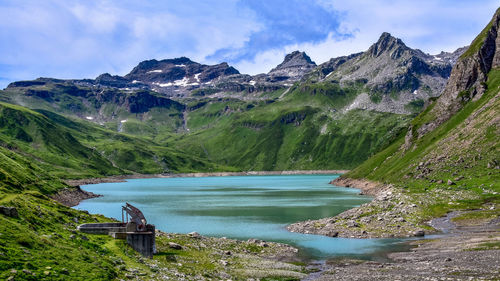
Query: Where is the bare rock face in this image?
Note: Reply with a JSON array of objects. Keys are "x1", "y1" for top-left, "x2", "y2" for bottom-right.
[
  {"x1": 306, "y1": 32, "x2": 465, "y2": 114},
  {"x1": 268, "y1": 51, "x2": 316, "y2": 82},
  {"x1": 414, "y1": 8, "x2": 500, "y2": 140}
]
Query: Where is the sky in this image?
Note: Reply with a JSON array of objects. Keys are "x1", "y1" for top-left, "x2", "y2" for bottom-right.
[{"x1": 0, "y1": 0, "x2": 498, "y2": 88}]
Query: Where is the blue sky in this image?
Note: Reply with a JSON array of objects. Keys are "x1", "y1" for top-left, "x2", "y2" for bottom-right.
[{"x1": 0, "y1": 0, "x2": 498, "y2": 88}]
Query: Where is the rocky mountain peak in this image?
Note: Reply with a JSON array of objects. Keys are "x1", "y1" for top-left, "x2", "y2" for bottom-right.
[
  {"x1": 268, "y1": 51, "x2": 316, "y2": 81},
  {"x1": 280, "y1": 51, "x2": 315, "y2": 68},
  {"x1": 369, "y1": 32, "x2": 409, "y2": 58}
]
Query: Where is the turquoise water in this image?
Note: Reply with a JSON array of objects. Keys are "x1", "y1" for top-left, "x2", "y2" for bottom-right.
[{"x1": 75, "y1": 174, "x2": 408, "y2": 260}]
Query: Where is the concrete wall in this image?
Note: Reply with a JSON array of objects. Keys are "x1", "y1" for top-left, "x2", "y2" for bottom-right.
[
  {"x1": 126, "y1": 225, "x2": 155, "y2": 258},
  {"x1": 78, "y1": 222, "x2": 156, "y2": 258},
  {"x1": 78, "y1": 223, "x2": 126, "y2": 235}
]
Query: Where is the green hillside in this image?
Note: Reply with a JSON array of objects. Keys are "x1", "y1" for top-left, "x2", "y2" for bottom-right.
[
  {"x1": 166, "y1": 82, "x2": 411, "y2": 170},
  {"x1": 343, "y1": 9, "x2": 500, "y2": 217}
]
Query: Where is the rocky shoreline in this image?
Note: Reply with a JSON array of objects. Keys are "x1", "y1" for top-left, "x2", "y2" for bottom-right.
[
  {"x1": 287, "y1": 177, "x2": 495, "y2": 239},
  {"x1": 63, "y1": 170, "x2": 348, "y2": 187},
  {"x1": 50, "y1": 186, "x2": 101, "y2": 207},
  {"x1": 287, "y1": 177, "x2": 430, "y2": 238}
]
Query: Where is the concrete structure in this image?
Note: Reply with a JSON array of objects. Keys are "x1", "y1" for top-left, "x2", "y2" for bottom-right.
[{"x1": 77, "y1": 203, "x2": 156, "y2": 258}]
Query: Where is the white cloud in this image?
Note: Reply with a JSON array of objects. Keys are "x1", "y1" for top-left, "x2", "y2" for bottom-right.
[
  {"x1": 0, "y1": 0, "x2": 260, "y2": 85},
  {"x1": 0, "y1": 0, "x2": 498, "y2": 87},
  {"x1": 234, "y1": 0, "x2": 499, "y2": 74}
]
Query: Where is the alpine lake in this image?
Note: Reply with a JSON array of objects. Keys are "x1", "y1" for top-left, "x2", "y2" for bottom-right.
[{"x1": 75, "y1": 174, "x2": 411, "y2": 261}]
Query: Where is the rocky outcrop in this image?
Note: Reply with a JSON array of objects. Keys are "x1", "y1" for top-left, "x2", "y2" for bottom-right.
[
  {"x1": 268, "y1": 51, "x2": 316, "y2": 82},
  {"x1": 305, "y1": 33, "x2": 465, "y2": 114},
  {"x1": 413, "y1": 8, "x2": 500, "y2": 140},
  {"x1": 51, "y1": 186, "x2": 101, "y2": 207}
]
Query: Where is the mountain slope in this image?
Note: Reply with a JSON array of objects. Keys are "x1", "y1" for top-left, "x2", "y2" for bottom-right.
[
  {"x1": 305, "y1": 33, "x2": 466, "y2": 114},
  {"x1": 0, "y1": 34, "x2": 464, "y2": 172},
  {"x1": 346, "y1": 8, "x2": 500, "y2": 189},
  {"x1": 287, "y1": 9, "x2": 499, "y2": 242}
]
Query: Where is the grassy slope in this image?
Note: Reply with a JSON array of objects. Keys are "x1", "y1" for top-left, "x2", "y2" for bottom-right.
[
  {"x1": 0, "y1": 104, "x2": 302, "y2": 280},
  {"x1": 0, "y1": 102, "x2": 122, "y2": 179},
  {"x1": 0, "y1": 100, "x2": 231, "y2": 181},
  {"x1": 36, "y1": 109, "x2": 234, "y2": 175},
  {"x1": 169, "y1": 82, "x2": 411, "y2": 170},
  {"x1": 2, "y1": 79, "x2": 414, "y2": 171},
  {"x1": 346, "y1": 68, "x2": 500, "y2": 217}
]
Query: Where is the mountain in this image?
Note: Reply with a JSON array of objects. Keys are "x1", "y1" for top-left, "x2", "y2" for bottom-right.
[
  {"x1": 335, "y1": 7, "x2": 500, "y2": 227},
  {"x1": 268, "y1": 51, "x2": 316, "y2": 82},
  {"x1": 305, "y1": 32, "x2": 466, "y2": 114},
  {"x1": 286, "y1": 8, "x2": 499, "y2": 244},
  {"x1": 0, "y1": 35, "x2": 465, "y2": 171},
  {"x1": 347, "y1": 9, "x2": 500, "y2": 184}
]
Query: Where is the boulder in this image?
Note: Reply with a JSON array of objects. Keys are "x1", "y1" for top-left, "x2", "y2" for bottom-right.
[
  {"x1": 413, "y1": 230, "x2": 425, "y2": 237},
  {"x1": 187, "y1": 231, "x2": 202, "y2": 239},
  {"x1": 0, "y1": 206, "x2": 18, "y2": 218},
  {"x1": 168, "y1": 242, "x2": 182, "y2": 250}
]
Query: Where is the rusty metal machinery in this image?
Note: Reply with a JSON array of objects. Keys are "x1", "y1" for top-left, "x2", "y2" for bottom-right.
[{"x1": 122, "y1": 202, "x2": 147, "y2": 232}]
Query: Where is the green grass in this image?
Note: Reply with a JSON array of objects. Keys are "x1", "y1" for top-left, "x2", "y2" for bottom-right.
[
  {"x1": 469, "y1": 241, "x2": 500, "y2": 251},
  {"x1": 0, "y1": 192, "x2": 120, "y2": 280}
]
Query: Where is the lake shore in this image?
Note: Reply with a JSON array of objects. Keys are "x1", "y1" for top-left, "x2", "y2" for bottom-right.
[
  {"x1": 63, "y1": 169, "x2": 349, "y2": 187},
  {"x1": 57, "y1": 170, "x2": 348, "y2": 210},
  {"x1": 58, "y1": 173, "x2": 499, "y2": 280},
  {"x1": 293, "y1": 176, "x2": 500, "y2": 280}
]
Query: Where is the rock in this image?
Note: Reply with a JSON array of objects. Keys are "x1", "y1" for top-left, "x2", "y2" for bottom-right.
[
  {"x1": 69, "y1": 234, "x2": 76, "y2": 239},
  {"x1": 188, "y1": 231, "x2": 202, "y2": 238},
  {"x1": 247, "y1": 238, "x2": 261, "y2": 244},
  {"x1": 360, "y1": 217, "x2": 370, "y2": 223},
  {"x1": 224, "y1": 251, "x2": 231, "y2": 256},
  {"x1": 347, "y1": 220, "x2": 359, "y2": 227},
  {"x1": 413, "y1": 230, "x2": 425, "y2": 237},
  {"x1": 168, "y1": 242, "x2": 182, "y2": 250},
  {"x1": 445, "y1": 257, "x2": 452, "y2": 261},
  {"x1": 437, "y1": 180, "x2": 444, "y2": 184},
  {"x1": 327, "y1": 231, "x2": 339, "y2": 237},
  {"x1": 447, "y1": 180, "x2": 455, "y2": 186},
  {"x1": 0, "y1": 206, "x2": 18, "y2": 218},
  {"x1": 81, "y1": 235, "x2": 89, "y2": 241},
  {"x1": 454, "y1": 176, "x2": 463, "y2": 181},
  {"x1": 220, "y1": 260, "x2": 229, "y2": 266}
]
